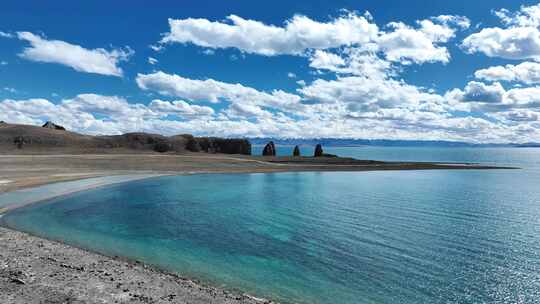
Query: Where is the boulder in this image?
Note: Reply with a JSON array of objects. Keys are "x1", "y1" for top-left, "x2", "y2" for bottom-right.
[
  {"x1": 262, "y1": 141, "x2": 276, "y2": 156},
  {"x1": 314, "y1": 144, "x2": 323, "y2": 157},
  {"x1": 42, "y1": 121, "x2": 66, "y2": 131},
  {"x1": 293, "y1": 145, "x2": 300, "y2": 157}
]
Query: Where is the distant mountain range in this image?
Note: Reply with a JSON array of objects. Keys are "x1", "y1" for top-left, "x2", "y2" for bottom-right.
[{"x1": 249, "y1": 138, "x2": 540, "y2": 148}]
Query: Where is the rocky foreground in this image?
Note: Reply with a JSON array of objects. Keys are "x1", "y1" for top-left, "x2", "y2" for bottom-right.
[{"x1": 0, "y1": 227, "x2": 268, "y2": 304}]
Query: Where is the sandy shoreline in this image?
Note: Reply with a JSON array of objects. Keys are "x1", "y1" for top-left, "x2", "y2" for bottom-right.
[{"x1": 0, "y1": 153, "x2": 517, "y2": 303}]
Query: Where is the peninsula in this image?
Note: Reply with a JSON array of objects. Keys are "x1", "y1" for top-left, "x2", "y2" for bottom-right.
[{"x1": 0, "y1": 122, "x2": 512, "y2": 193}]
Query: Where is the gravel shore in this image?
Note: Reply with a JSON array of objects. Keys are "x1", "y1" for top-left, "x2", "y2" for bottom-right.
[{"x1": 0, "y1": 227, "x2": 269, "y2": 304}]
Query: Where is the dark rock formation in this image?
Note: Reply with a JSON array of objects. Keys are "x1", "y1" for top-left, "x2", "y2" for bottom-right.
[
  {"x1": 293, "y1": 145, "x2": 300, "y2": 157},
  {"x1": 0, "y1": 121, "x2": 5, "y2": 124},
  {"x1": 192, "y1": 137, "x2": 214, "y2": 153},
  {"x1": 314, "y1": 144, "x2": 323, "y2": 157},
  {"x1": 184, "y1": 135, "x2": 201, "y2": 152},
  {"x1": 185, "y1": 137, "x2": 251, "y2": 155},
  {"x1": 105, "y1": 133, "x2": 190, "y2": 153},
  {"x1": 42, "y1": 121, "x2": 66, "y2": 131},
  {"x1": 13, "y1": 136, "x2": 26, "y2": 149},
  {"x1": 153, "y1": 141, "x2": 171, "y2": 153},
  {"x1": 262, "y1": 141, "x2": 276, "y2": 156},
  {"x1": 0, "y1": 122, "x2": 251, "y2": 154},
  {"x1": 208, "y1": 138, "x2": 250, "y2": 155},
  {"x1": 116, "y1": 133, "x2": 164, "y2": 150},
  {"x1": 167, "y1": 135, "x2": 194, "y2": 152}
]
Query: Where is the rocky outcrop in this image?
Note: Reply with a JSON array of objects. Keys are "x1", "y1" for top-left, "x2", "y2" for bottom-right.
[
  {"x1": 183, "y1": 135, "x2": 200, "y2": 152},
  {"x1": 209, "y1": 138, "x2": 250, "y2": 155},
  {"x1": 293, "y1": 145, "x2": 300, "y2": 156},
  {"x1": 185, "y1": 137, "x2": 251, "y2": 155},
  {"x1": 99, "y1": 133, "x2": 191, "y2": 153},
  {"x1": 153, "y1": 141, "x2": 172, "y2": 153},
  {"x1": 42, "y1": 121, "x2": 66, "y2": 131},
  {"x1": 314, "y1": 144, "x2": 323, "y2": 157},
  {"x1": 13, "y1": 136, "x2": 26, "y2": 149},
  {"x1": 312, "y1": 144, "x2": 336, "y2": 157},
  {"x1": 0, "y1": 122, "x2": 251, "y2": 154},
  {"x1": 262, "y1": 141, "x2": 276, "y2": 156}
]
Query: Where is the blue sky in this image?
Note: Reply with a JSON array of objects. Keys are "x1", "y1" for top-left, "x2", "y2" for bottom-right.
[{"x1": 2, "y1": 1, "x2": 540, "y2": 142}]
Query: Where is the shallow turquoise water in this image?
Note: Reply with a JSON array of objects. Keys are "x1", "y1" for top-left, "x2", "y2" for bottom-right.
[
  {"x1": 0, "y1": 175, "x2": 156, "y2": 210},
  {"x1": 2, "y1": 148, "x2": 540, "y2": 303}
]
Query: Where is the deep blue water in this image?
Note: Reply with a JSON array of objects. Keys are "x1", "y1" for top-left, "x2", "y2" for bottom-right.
[{"x1": 2, "y1": 148, "x2": 540, "y2": 303}]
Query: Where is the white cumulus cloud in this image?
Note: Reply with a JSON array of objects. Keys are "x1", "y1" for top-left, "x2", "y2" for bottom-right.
[
  {"x1": 16, "y1": 31, "x2": 133, "y2": 77},
  {"x1": 309, "y1": 50, "x2": 346, "y2": 70},
  {"x1": 160, "y1": 13, "x2": 378, "y2": 56},
  {"x1": 148, "y1": 99, "x2": 214, "y2": 116},
  {"x1": 495, "y1": 3, "x2": 540, "y2": 28},
  {"x1": 377, "y1": 20, "x2": 454, "y2": 64},
  {"x1": 309, "y1": 48, "x2": 392, "y2": 78},
  {"x1": 136, "y1": 71, "x2": 304, "y2": 116},
  {"x1": 462, "y1": 27, "x2": 540, "y2": 61},
  {"x1": 446, "y1": 81, "x2": 506, "y2": 104},
  {"x1": 446, "y1": 81, "x2": 540, "y2": 114},
  {"x1": 432, "y1": 15, "x2": 471, "y2": 29},
  {"x1": 158, "y1": 13, "x2": 466, "y2": 66},
  {"x1": 462, "y1": 3, "x2": 540, "y2": 61},
  {"x1": 298, "y1": 75, "x2": 445, "y2": 113},
  {"x1": 475, "y1": 61, "x2": 540, "y2": 84},
  {"x1": 0, "y1": 94, "x2": 216, "y2": 135}
]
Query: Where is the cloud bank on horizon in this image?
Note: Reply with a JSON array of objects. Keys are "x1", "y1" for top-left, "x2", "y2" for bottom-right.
[{"x1": 2, "y1": 2, "x2": 540, "y2": 143}]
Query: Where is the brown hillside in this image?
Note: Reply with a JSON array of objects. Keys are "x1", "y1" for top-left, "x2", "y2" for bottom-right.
[{"x1": 0, "y1": 122, "x2": 251, "y2": 155}]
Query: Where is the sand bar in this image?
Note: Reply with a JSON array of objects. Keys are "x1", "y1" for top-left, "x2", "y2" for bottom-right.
[{"x1": 0, "y1": 174, "x2": 165, "y2": 214}]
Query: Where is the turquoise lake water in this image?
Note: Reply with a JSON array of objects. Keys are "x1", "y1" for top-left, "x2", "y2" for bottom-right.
[{"x1": 2, "y1": 147, "x2": 540, "y2": 303}]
